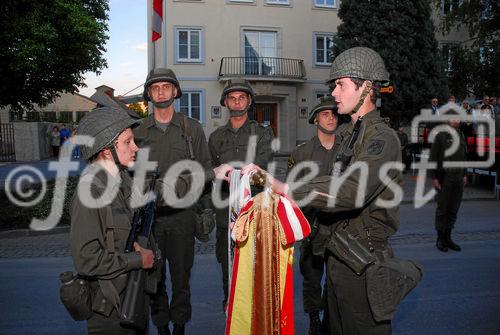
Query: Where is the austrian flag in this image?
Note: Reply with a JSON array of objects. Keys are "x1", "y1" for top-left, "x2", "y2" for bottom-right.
[{"x1": 152, "y1": 0, "x2": 162, "y2": 42}]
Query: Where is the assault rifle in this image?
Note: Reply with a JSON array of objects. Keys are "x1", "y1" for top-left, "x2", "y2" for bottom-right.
[{"x1": 120, "y1": 171, "x2": 161, "y2": 329}]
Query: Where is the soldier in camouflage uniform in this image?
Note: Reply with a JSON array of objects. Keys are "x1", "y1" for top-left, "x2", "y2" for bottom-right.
[
  {"x1": 208, "y1": 80, "x2": 274, "y2": 310},
  {"x1": 134, "y1": 68, "x2": 212, "y2": 335},
  {"x1": 288, "y1": 96, "x2": 346, "y2": 335},
  {"x1": 249, "y1": 47, "x2": 402, "y2": 334},
  {"x1": 430, "y1": 114, "x2": 467, "y2": 252}
]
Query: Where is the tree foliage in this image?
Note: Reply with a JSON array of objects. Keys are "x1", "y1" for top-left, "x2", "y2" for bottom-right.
[
  {"x1": 0, "y1": 0, "x2": 109, "y2": 112},
  {"x1": 334, "y1": 0, "x2": 449, "y2": 125},
  {"x1": 434, "y1": 0, "x2": 500, "y2": 96},
  {"x1": 128, "y1": 102, "x2": 147, "y2": 118}
]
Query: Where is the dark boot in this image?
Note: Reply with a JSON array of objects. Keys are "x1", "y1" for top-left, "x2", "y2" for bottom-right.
[
  {"x1": 445, "y1": 228, "x2": 461, "y2": 251},
  {"x1": 172, "y1": 323, "x2": 185, "y2": 335},
  {"x1": 308, "y1": 311, "x2": 322, "y2": 335},
  {"x1": 436, "y1": 230, "x2": 448, "y2": 252},
  {"x1": 157, "y1": 325, "x2": 171, "y2": 335}
]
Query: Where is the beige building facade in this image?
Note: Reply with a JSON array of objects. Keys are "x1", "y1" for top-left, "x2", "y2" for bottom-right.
[
  {"x1": 148, "y1": 0, "x2": 468, "y2": 151},
  {"x1": 149, "y1": 0, "x2": 342, "y2": 151}
]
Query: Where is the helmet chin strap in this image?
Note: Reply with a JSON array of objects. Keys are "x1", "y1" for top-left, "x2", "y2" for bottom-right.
[
  {"x1": 152, "y1": 96, "x2": 175, "y2": 109},
  {"x1": 316, "y1": 123, "x2": 336, "y2": 135},
  {"x1": 229, "y1": 106, "x2": 249, "y2": 117},
  {"x1": 109, "y1": 145, "x2": 128, "y2": 171},
  {"x1": 350, "y1": 81, "x2": 372, "y2": 115}
]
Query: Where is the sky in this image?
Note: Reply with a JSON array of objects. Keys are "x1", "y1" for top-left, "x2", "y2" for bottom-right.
[{"x1": 78, "y1": 0, "x2": 148, "y2": 98}]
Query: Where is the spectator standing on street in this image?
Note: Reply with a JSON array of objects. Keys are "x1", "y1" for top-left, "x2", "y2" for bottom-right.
[
  {"x1": 479, "y1": 95, "x2": 494, "y2": 118},
  {"x1": 397, "y1": 126, "x2": 411, "y2": 172},
  {"x1": 489, "y1": 96, "x2": 498, "y2": 116},
  {"x1": 431, "y1": 97, "x2": 440, "y2": 115},
  {"x1": 430, "y1": 112, "x2": 467, "y2": 252},
  {"x1": 49, "y1": 126, "x2": 60, "y2": 158},
  {"x1": 59, "y1": 124, "x2": 71, "y2": 146},
  {"x1": 134, "y1": 68, "x2": 213, "y2": 335},
  {"x1": 460, "y1": 100, "x2": 474, "y2": 138}
]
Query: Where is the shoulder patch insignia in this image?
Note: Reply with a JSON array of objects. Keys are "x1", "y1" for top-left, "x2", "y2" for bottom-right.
[
  {"x1": 367, "y1": 139, "x2": 385, "y2": 155},
  {"x1": 288, "y1": 157, "x2": 295, "y2": 169}
]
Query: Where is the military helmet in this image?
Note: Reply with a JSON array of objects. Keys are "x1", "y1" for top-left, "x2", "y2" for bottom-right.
[
  {"x1": 143, "y1": 68, "x2": 182, "y2": 101},
  {"x1": 77, "y1": 107, "x2": 141, "y2": 161},
  {"x1": 220, "y1": 80, "x2": 255, "y2": 107},
  {"x1": 326, "y1": 47, "x2": 389, "y2": 85},
  {"x1": 309, "y1": 96, "x2": 339, "y2": 124}
]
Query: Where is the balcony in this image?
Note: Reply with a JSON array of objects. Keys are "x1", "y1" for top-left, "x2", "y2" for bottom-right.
[{"x1": 218, "y1": 57, "x2": 306, "y2": 82}]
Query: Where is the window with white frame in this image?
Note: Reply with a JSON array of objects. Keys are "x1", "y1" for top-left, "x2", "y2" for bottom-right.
[
  {"x1": 266, "y1": 0, "x2": 290, "y2": 4},
  {"x1": 316, "y1": 92, "x2": 330, "y2": 101},
  {"x1": 244, "y1": 30, "x2": 278, "y2": 75},
  {"x1": 177, "y1": 90, "x2": 203, "y2": 122},
  {"x1": 314, "y1": 0, "x2": 336, "y2": 8},
  {"x1": 228, "y1": 0, "x2": 254, "y2": 3},
  {"x1": 175, "y1": 27, "x2": 203, "y2": 63},
  {"x1": 314, "y1": 33, "x2": 335, "y2": 65}
]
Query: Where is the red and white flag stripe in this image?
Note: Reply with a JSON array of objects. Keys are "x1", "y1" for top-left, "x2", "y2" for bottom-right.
[
  {"x1": 152, "y1": 0, "x2": 162, "y2": 42},
  {"x1": 277, "y1": 194, "x2": 311, "y2": 246}
]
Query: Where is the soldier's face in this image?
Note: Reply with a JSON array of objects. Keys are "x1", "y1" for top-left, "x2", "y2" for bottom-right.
[
  {"x1": 149, "y1": 82, "x2": 177, "y2": 102},
  {"x1": 331, "y1": 78, "x2": 363, "y2": 115},
  {"x1": 226, "y1": 91, "x2": 250, "y2": 111},
  {"x1": 114, "y1": 128, "x2": 138, "y2": 168},
  {"x1": 317, "y1": 110, "x2": 338, "y2": 132},
  {"x1": 448, "y1": 119, "x2": 460, "y2": 128}
]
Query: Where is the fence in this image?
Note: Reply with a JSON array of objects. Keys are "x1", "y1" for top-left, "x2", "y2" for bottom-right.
[{"x1": 0, "y1": 123, "x2": 15, "y2": 162}]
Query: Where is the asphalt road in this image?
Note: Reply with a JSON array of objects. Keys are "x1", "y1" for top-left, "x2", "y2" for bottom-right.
[{"x1": 1, "y1": 200, "x2": 500, "y2": 334}]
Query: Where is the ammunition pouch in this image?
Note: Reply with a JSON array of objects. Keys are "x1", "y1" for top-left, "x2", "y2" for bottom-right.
[
  {"x1": 59, "y1": 271, "x2": 94, "y2": 321},
  {"x1": 194, "y1": 208, "x2": 216, "y2": 242},
  {"x1": 366, "y1": 257, "x2": 423, "y2": 322},
  {"x1": 326, "y1": 226, "x2": 377, "y2": 275}
]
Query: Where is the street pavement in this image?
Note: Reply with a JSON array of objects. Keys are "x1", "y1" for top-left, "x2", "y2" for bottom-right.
[
  {"x1": 1, "y1": 200, "x2": 500, "y2": 334},
  {"x1": 1, "y1": 157, "x2": 500, "y2": 334}
]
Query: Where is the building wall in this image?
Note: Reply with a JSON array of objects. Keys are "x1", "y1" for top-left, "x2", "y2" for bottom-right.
[
  {"x1": 37, "y1": 92, "x2": 97, "y2": 122},
  {"x1": 149, "y1": 0, "x2": 470, "y2": 151},
  {"x1": 149, "y1": 0, "x2": 342, "y2": 151}
]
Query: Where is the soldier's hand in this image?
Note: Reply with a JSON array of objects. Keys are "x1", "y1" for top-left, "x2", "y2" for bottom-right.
[
  {"x1": 432, "y1": 178, "x2": 441, "y2": 192},
  {"x1": 134, "y1": 242, "x2": 154, "y2": 269},
  {"x1": 268, "y1": 175, "x2": 289, "y2": 195},
  {"x1": 214, "y1": 164, "x2": 233, "y2": 181},
  {"x1": 241, "y1": 163, "x2": 263, "y2": 176}
]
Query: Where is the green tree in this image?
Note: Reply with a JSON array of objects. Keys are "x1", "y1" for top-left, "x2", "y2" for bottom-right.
[
  {"x1": 0, "y1": 0, "x2": 109, "y2": 112},
  {"x1": 434, "y1": 0, "x2": 500, "y2": 96},
  {"x1": 334, "y1": 0, "x2": 449, "y2": 125},
  {"x1": 128, "y1": 102, "x2": 147, "y2": 118}
]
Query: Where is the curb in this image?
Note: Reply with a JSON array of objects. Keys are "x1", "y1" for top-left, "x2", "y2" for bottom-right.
[{"x1": 0, "y1": 225, "x2": 70, "y2": 239}]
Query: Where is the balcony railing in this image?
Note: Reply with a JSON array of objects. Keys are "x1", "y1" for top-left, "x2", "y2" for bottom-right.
[{"x1": 219, "y1": 57, "x2": 306, "y2": 81}]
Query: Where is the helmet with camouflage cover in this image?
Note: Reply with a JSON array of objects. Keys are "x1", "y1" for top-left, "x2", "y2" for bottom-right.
[
  {"x1": 77, "y1": 107, "x2": 141, "y2": 161},
  {"x1": 143, "y1": 68, "x2": 182, "y2": 107},
  {"x1": 309, "y1": 96, "x2": 339, "y2": 124},
  {"x1": 326, "y1": 47, "x2": 389, "y2": 85},
  {"x1": 219, "y1": 80, "x2": 255, "y2": 107}
]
